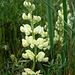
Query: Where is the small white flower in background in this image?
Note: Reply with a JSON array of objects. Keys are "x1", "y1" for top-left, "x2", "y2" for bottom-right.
[
  {"x1": 22, "y1": 39, "x2": 29, "y2": 47},
  {"x1": 68, "y1": 13, "x2": 71, "y2": 18},
  {"x1": 55, "y1": 2, "x2": 71, "y2": 45},
  {"x1": 36, "y1": 51, "x2": 48, "y2": 62},
  {"x1": 22, "y1": 13, "x2": 28, "y2": 20},
  {"x1": 67, "y1": 4, "x2": 70, "y2": 11},
  {"x1": 60, "y1": 3, "x2": 63, "y2": 7},
  {"x1": 60, "y1": 37, "x2": 63, "y2": 43},
  {"x1": 54, "y1": 30, "x2": 58, "y2": 37},
  {"x1": 4, "y1": 45, "x2": 8, "y2": 50},
  {"x1": 47, "y1": 45, "x2": 50, "y2": 50},
  {"x1": 43, "y1": 48, "x2": 47, "y2": 51}
]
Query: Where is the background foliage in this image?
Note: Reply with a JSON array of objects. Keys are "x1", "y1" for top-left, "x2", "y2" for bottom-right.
[{"x1": 0, "y1": 0, "x2": 75, "y2": 75}]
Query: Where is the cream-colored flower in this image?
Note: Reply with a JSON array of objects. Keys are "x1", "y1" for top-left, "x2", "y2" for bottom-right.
[
  {"x1": 23, "y1": 1, "x2": 31, "y2": 7},
  {"x1": 36, "y1": 51, "x2": 45, "y2": 62},
  {"x1": 36, "y1": 51, "x2": 48, "y2": 62},
  {"x1": 25, "y1": 36, "x2": 36, "y2": 48},
  {"x1": 26, "y1": 36, "x2": 34, "y2": 44},
  {"x1": 36, "y1": 70, "x2": 41, "y2": 74},
  {"x1": 26, "y1": 50, "x2": 35, "y2": 60},
  {"x1": 22, "y1": 72, "x2": 27, "y2": 75},
  {"x1": 32, "y1": 4, "x2": 35, "y2": 11},
  {"x1": 24, "y1": 68, "x2": 35, "y2": 74},
  {"x1": 33, "y1": 15, "x2": 41, "y2": 24},
  {"x1": 22, "y1": 53, "x2": 29, "y2": 59},
  {"x1": 30, "y1": 44, "x2": 34, "y2": 49},
  {"x1": 60, "y1": 3, "x2": 63, "y2": 7},
  {"x1": 22, "y1": 13, "x2": 28, "y2": 20},
  {"x1": 22, "y1": 39, "x2": 29, "y2": 47},
  {"x1": 23, "y1": 68, "x2": 41, "y2": 75},
  {"x1": 43, "y1": 41, "x2": 48, "y2": 48},
  {"x1": 38, "y1": 44, "x2": 43, "y2": 49},
  {"x1": 41, "y1": 31, "x2": 47, "y2": 37},
  {"x1": 33, "y1": 26, "x2": 44, "y2": 34},
  {"x1": 20, "y1": 26, "x2": 25, "y2": 33},
  {"x1": 47, "y1": 45, "x2": 50, "y2": 50},
  {"x1": 42, "y1": 57, "x2": 48, "y2": 62},
  {"x1": 43, "y1": 48, "x2": 47, "y2": 51},
  {"x1": 36, "y1": 38, "x2": 44, "y2": 45},
  {"x1": 23, "y1": 24, "x2": 32, "y2": 35},
  {"x1": 28, "y1": 13, "x2": 31, "y2": 20}
]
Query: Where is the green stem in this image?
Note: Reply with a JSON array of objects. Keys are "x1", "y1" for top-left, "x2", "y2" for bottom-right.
[
  {"x1": 32, "y1": 46, "x2": 37, "y2": 70},
  {"x1": 30, "y1": 11, "x2": 35, "y2": 39},
  {"x1": 12, "y1": 62, "x2": 15, "y2": 75},
  {"x1": 30, "y1": 11, "x2": 37, "y2": 70}
]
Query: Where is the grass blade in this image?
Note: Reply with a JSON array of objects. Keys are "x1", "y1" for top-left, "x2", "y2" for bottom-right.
[
  {"x1": 46, "y1": 0, "x2": 54, "y2": 59},
  {"x1": 62, "y1": 0, "x2": 67, "y2": 64}
]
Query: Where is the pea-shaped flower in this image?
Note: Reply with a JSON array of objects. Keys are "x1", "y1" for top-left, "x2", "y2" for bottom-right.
[
  {"x1": 22, "y1": 50, "x2": 35, "y2": 61},
  {"x1": 22, "y1": 13, "x2": 28, "y2": 20},
  {"x1": 22, "y1": 39, "x2": 29, "y2": 47},
  {"x1": 36, "y1": 51, "x2": 48, "y2": 62},
  {"x1": 22, "y1": 68, "x2": 41, "y2": 75},
  {"x1": 22, "y1": 53, "x2": 29, "y2": 59},
  {"x1": 22, "y1": 72, "x2": 27, "y2": 75},
  {"x1": 25, "y1": 36, "x2": 36, "y2": 48},
  {"x1": 26, "y1": 50, "x2": 35, "y2": 60},
  {"x1": 33, "y1": 26, "x2": 44, "y2": 35},
  {"x1": 33, "y1": 15, "x2": 41, "y2": 24},
  {"x1": 20, "y1": 24, "x2": 32, "y2": 35},
  {"x1": 23, "y1": 1, "x2": 31, "y2": 7},
  {"x1": 36, "y1": 38, "x2": 44, "y2": 45}
]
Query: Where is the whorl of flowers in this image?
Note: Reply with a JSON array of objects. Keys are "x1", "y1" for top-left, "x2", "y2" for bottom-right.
[
  {"x1": 54, "y1": 3, "x2": 71, "y2": 45},
  {"x1": 20, "y1": 1, "x2": 49, "y2": 74}
]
